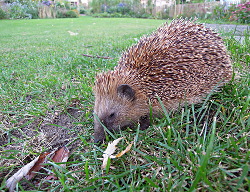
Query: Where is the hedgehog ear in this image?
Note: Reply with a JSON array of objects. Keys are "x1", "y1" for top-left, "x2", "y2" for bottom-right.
[{"x1": 117, "y1": 84, "x2": 135, "y2": 101}]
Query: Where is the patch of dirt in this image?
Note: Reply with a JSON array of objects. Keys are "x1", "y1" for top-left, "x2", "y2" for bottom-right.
[
  {"x1": 0, "y1": 102, "x2": 92, "y2": 169},
  {"x1": 0, "y1": 99, "x2": 94, "y2": 188}
]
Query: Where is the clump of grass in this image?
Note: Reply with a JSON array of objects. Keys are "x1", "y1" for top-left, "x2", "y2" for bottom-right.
[{"x1": 0, "y1": 17, "x2": 249, "y2": 191}]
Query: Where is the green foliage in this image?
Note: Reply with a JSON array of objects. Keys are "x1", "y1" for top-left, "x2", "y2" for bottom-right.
[
  {"x1": 90, "y1": 0, "x2": 121, "y2": 13},
  {"x1": 56, "y1": 9, "x2": 79, "y2": 18},
  {"x1": 0, "y1": 7, "x2": 7, "y2": 19},
  {"x1": 65, "y1": 9, "x2": 79, "y2": 18},
  {"x1": 55, "y1": 1, "x2": 70, "y2": 9},
  {"x1": 230, "y1": 2, "x2": 250, "y2": 24},
  {"x1": 212, "y1": 2, "x2": 250, "y2": 24},
  {"x1": 5, "y1": 1, "x2": 31, "y2": 19},
  {"x1": 79, "y1": 7, "x2": 86, "y2": 14},
  {"x1": 92, "y1": 11, "x2": 124, "y2": 18},
  {"x1": 1, "y1": 0, "x2": 38, "y2": 19},
  {"x1": 188, "y1": 0, "x2": 204, "y2": 3},
  {"x1": 56, "y1": 9, "x2": 66, "y2": 18},
  {"x1": 26, "y1": 5, "x2": 38, "y2": 19},
  {"x1": 0, "y1": 0, "x2": 79, "y2": 19},
  {"x1": 88, "y1": 0, "x2": 249, "y2": 21},
  {"x1": 213, "y1": 5, "x2": 227, "y2": 20},
  {"x1": 89, "y1": 0, "x2": 151, "y2": 19}
]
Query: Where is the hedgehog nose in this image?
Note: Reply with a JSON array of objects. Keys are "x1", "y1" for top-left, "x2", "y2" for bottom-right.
[
  {"x1": 94, "y1": 130, "x2": 105, "y2": 144},
  {"x1": 94, "y1": 138, "x2": 104, "y2": 144}
]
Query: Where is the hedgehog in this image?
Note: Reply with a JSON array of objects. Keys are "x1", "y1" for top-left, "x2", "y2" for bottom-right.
[{"x1": 93, "y1": 19, "x2": 232, "y2": 143}]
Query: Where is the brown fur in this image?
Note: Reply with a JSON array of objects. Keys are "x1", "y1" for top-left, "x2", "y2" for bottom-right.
[{"x1": 93, "y1": 19, "x2": 232, "y2": 143}]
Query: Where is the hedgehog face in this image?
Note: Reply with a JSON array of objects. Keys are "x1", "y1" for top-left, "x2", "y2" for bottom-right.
[{"x1": 93, "y1": 84, "x2": 138, "y2": 143}]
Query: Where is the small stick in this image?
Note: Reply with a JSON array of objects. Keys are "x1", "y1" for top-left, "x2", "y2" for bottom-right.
[{"x1": 82, "y1": 54, "x2": 114, "y2": 59}]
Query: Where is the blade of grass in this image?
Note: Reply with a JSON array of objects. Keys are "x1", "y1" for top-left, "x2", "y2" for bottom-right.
[{"x1": 189, "y1": 116, "x2": 217, "y2": 191}]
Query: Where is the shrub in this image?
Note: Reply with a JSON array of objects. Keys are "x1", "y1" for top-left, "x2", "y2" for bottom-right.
[
  {"x1": 92, "y1": 12, "x2": 110, "y2": 18},
  {"x1": 0, "y1": 7, "x2": 7, "y2": 19},
  {"x1": 1, "y1": 0, "x2": 39, "y2": 19},
  {"x1": 6, "y1": 1, "x2": 32, "y2": 19},
  {"x1": 79, "y1": 8, "x2": 85, "y2": 14},
  {"x1": 56, "y1": 8, "x2": 66, "y2": 18},
  {"x1": 26, "y1": 7, "x2": 38, "y2": 19},
  {"x1": 212, "y1": 5, "x2": 232, "y2": 21},
  {"x1": 26, "y1": 1, "x2": 39, "y2": 19},
  {"x1": 230, "y1": 2, "x2": 250, "y2": 24},
  {"x1": 63, "y1": 1, "x2": 71, "y2": 10},
  {"x1": 212, "y1": 2, "x2": 250, "y2": 24},
  {"x1": 56, "y1": 9, "x2": 79, "y2": 18},
  {"x1": 66, "y1": 9, "x2": 79, "y2": 18},
  {"x1": 89, "y1": 0, "x2": 153, "y2": 19},
  {"x1": 55, "y1": 1, "x2": 65, "y2": 8},
  {"x1": 54, "y1": 1, "x2": 70, "y2": 9},
  {"x1": 107, "y1": 3, "x2": 131, "y2": 15}
]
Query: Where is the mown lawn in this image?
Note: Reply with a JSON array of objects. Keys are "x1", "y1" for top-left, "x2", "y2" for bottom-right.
[{"x1": 0, "y1": 16, "x2": 249, "y2": 191}]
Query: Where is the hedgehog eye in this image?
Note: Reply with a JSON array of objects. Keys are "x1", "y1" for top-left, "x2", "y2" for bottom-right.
[{"x1": 109, "y1": 113, "x2": 115, "y2": 118}]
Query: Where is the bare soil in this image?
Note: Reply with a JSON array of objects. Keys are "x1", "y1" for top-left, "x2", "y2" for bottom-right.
[{"x1": 0, "y1": 101, "x2": 90, "y2": 168}]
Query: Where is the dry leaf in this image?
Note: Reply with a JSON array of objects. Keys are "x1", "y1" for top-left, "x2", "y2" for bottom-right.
[
  {"x1": 51, "y1": 146, "x2": 69, "y2": 163},
  {"x1": 43, "y1": 175, "x2": 58, "y2": 180},
  {"x1": 101, "y1": 137, "x2": 123, "y2": 169},
  {"x1": 43, "y1": 146, "x2": 69, "y2": 180},
  {"x1": 101, "y1": 137, "x2": 133, "y2": 169},
  {"x1": 6, "y1": 146, "x2": 70, "y2": 192},
  {"x1": 26, "y1": 152, "x2": 50, "y2": 180},
  {"x1": 68, "y1": 31, "x2": 78, "y2": 36},
  {"x1": 6, "y1": 156, "x2": 40, "y2": 192},
  {"x1": 115, "y1": 142, "x2": 133, "y2": 158}
]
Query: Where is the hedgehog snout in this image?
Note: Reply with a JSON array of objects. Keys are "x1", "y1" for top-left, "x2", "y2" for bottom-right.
[
  {"x1": 94, "y1": 127, "x2": 105, "y2": 144},
  {"x1": 93, "y1": 111, "x2": 118, "y2": 143}
]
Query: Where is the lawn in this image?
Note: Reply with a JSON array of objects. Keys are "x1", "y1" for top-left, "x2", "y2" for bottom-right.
[{"x1": 0, "y1": 16, "x2": 249, "y2": 191}]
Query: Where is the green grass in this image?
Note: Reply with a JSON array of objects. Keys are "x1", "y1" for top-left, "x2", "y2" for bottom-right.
[{"x1": 0, "y1": 17, "x2": 249, "y2": 191}]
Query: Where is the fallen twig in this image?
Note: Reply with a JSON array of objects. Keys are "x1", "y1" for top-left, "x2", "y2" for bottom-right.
[{"x1": 82, "y1": 54, "x2": 114, "y2": 59}]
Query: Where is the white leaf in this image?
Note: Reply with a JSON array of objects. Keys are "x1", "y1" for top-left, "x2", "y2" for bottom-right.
[
  {"x1": 101, "y1": 137, "x2": 123, "y2": 169},
  {"x1": 68, "y1": 31, "x2": 78, "y2": 36},
  {"x1": 6, "y1": 146, "x2": 70, "y2": 191},
  {"x1": 6, "y1": 156, "x2": 40, "y2": 192}
]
